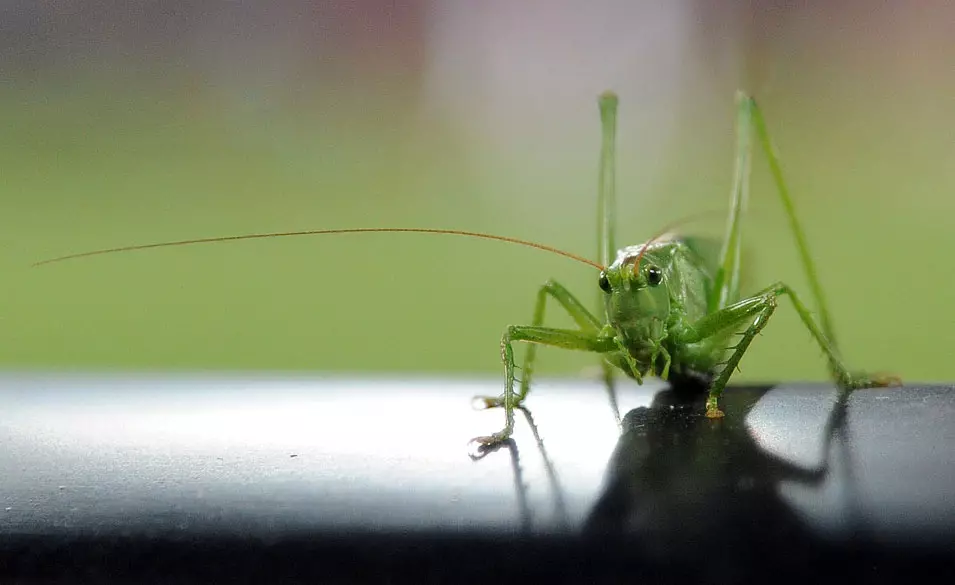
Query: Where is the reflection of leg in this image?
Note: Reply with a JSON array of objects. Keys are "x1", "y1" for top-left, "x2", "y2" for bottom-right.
[
  {"x1": 469, "y1": 405, "x2": 569, "y2": 530},
  {"x1": 518, "y1": 407, "x2": 569, "y2": 529},
  {"x1": 600, "y1": 360, "x2": 621, "y2": 427},
  {"x1": 468, "y1": 437, "x2": 531, "y2": 532},
  {"x1": 768, "y1": 393, "x2": 848, "y2": 485}
]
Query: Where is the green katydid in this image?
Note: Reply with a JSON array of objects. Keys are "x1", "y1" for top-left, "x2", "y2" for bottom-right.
[{"x1": 35, "y1": 90, "x2": 900, "y2": 449}]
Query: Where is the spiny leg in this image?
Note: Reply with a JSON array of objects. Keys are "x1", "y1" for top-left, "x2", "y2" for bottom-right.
[
  {"x1": 474, "y1": 280, "x2": 620, "y2": 446},
  {"x1": 738, "y1": 94, "x2": 902, "y2": 384},
  {"x1": 519, "y1": 281, "x2": 603, "y2": 403},
  {"x1": 710, "y1": 91, "x2": 900, "y2": 387},
  {"x1": 748, "y1": 93, "x2": 899, "y2": 384},
  {"x1": 695, "y1": 293, "x2": 777, "y2": 418},
  {"x1": 678, "y1": 282, "x2": 899, "y2": 418},
  {"x1": 747, "y1": 95, "x2": 836, "y2": 344},
  {"x1": 476, "y1": 279, "x2": 604, "y2": 410},
  {"x1": 473, "y1": 326, "x2": 616, "y2": 447}
]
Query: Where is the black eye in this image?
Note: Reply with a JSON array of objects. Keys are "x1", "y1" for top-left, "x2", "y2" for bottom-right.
[
  {"x1": 646, "y1": 266, "x2": 663, "y2": 286},
  {"x1": 598, "y1": 272, "x2": 611, "y2": 293}
]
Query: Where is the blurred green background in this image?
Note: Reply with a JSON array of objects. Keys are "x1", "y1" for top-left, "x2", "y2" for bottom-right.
[{"x1": 1, "y1": 2, "x2": 953, "y2": 383}]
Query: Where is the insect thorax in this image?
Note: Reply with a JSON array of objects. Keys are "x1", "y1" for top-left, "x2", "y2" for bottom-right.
[
  {"x1": 604, "y1": 238, "x2": 713, "y2": 374},
  {"x1": 608, "y1": 237, "x2": 711, "y2": 326}
]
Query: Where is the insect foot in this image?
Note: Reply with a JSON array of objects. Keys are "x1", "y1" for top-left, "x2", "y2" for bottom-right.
[
  {"x1": 469, "y1": 394, "x2": 518, "y2": 450},
  {"x1": 466, "y1": 436, "x2": 513, "y2": 461},
  {"x1": 471, "y1": 395, "x2": 505, "y2": 410},
  {"x1": 705, "y1": 395, "x2": 725, "y2": 419},
  {"x1": 469, "y1": 431, "x2": 512, "y2": 450},
  {"x1": 838, "y1": 371, "x2": 903, "y2": 393}
]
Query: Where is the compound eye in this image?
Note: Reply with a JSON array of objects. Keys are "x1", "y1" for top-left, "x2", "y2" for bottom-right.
[
  {"x1": 646, "y1": 266, "x2": 663, "y2": 286},
  {"x1": 598, "y1": 272, "x2": 611, "y2": 293}
]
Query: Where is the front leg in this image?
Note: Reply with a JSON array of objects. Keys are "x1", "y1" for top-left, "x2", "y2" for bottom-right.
[
  {"x1": 608, "y1": 328, "x2": 643, "y2": 384},
  {"x1": 476, "y1": 279, "x2": 604, "y2": 410},
  {"x1": 651, "y1": 343, "x2": 672, "y2": 381},
  {"x1": 647, "y1": 319, "x2": 671, "y2": 380},
  {"x1": 472, "y1": 326, "x2": 616, "y2": 448}
]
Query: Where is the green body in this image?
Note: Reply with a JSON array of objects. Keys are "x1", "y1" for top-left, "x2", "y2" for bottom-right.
[
  {"x1": 601, "y1": 238, "x2": 721, "y2": 386},
  {"x1": 34, "y1": 90, "x2": 900, "y2": 449},
  {"x1": 471, "y1": 91, "x2": 899, "y2": 447}
]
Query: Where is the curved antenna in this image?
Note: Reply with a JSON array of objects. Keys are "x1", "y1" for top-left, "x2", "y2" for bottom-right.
[
  {"x1": 33, "y1": 227, "x2": 605, "y2": 271},
  {"x1": 631, "y1": 209, "x2": 725, "y2": 275}
]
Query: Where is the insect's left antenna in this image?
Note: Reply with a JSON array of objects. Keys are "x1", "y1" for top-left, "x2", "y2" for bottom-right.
[{"x1": 33, "y1": 227, "x2": 606, "y2": 271}]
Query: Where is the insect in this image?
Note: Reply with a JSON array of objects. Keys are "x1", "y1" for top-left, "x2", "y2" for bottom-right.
[{"x1": 35, "y1": 90, "x2": 900, "y2": 449}]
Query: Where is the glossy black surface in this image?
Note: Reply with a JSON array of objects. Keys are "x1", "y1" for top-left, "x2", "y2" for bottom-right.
[{"x1": 1, "y1": 372, "x2": 953, "y2": 583}]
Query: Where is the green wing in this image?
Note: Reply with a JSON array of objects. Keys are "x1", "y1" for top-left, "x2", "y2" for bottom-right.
[
  {"x1": 681, "y1": 236, "x2": 722, "y2": 275},
  {"x1": 681, "y1": 235, "x2": 754, "y2": 299}
]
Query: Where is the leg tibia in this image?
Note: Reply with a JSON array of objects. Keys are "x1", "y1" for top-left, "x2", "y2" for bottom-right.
[
  {"x1": 520, "y1": 280, "x2": 603, "y2": 400},
  {"x1": 472, "y1": 325, "x2": 614, "y2": 448},
  {"x1": 687, "y1": 281, "x2": 900, "y2": 419},
  {"x1": 704, "y1": 297, "x2": 777, "y2": 418},
  {"x1": 473, "y1": 280, "x2": 605, "y2": 447},
  {"x1": 757, "y1": 282, "x2": 899, "y2": 392}
]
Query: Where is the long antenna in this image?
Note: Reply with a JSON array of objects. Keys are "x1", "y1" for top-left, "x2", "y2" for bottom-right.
[{"x1": 33, "y1": 227, "x2": 606, "y2": 271}]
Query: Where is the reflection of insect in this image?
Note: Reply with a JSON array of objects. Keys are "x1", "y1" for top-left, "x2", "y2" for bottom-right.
[{"x1": 36, "y1": 91, "x2": 900, "y2": 449}]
